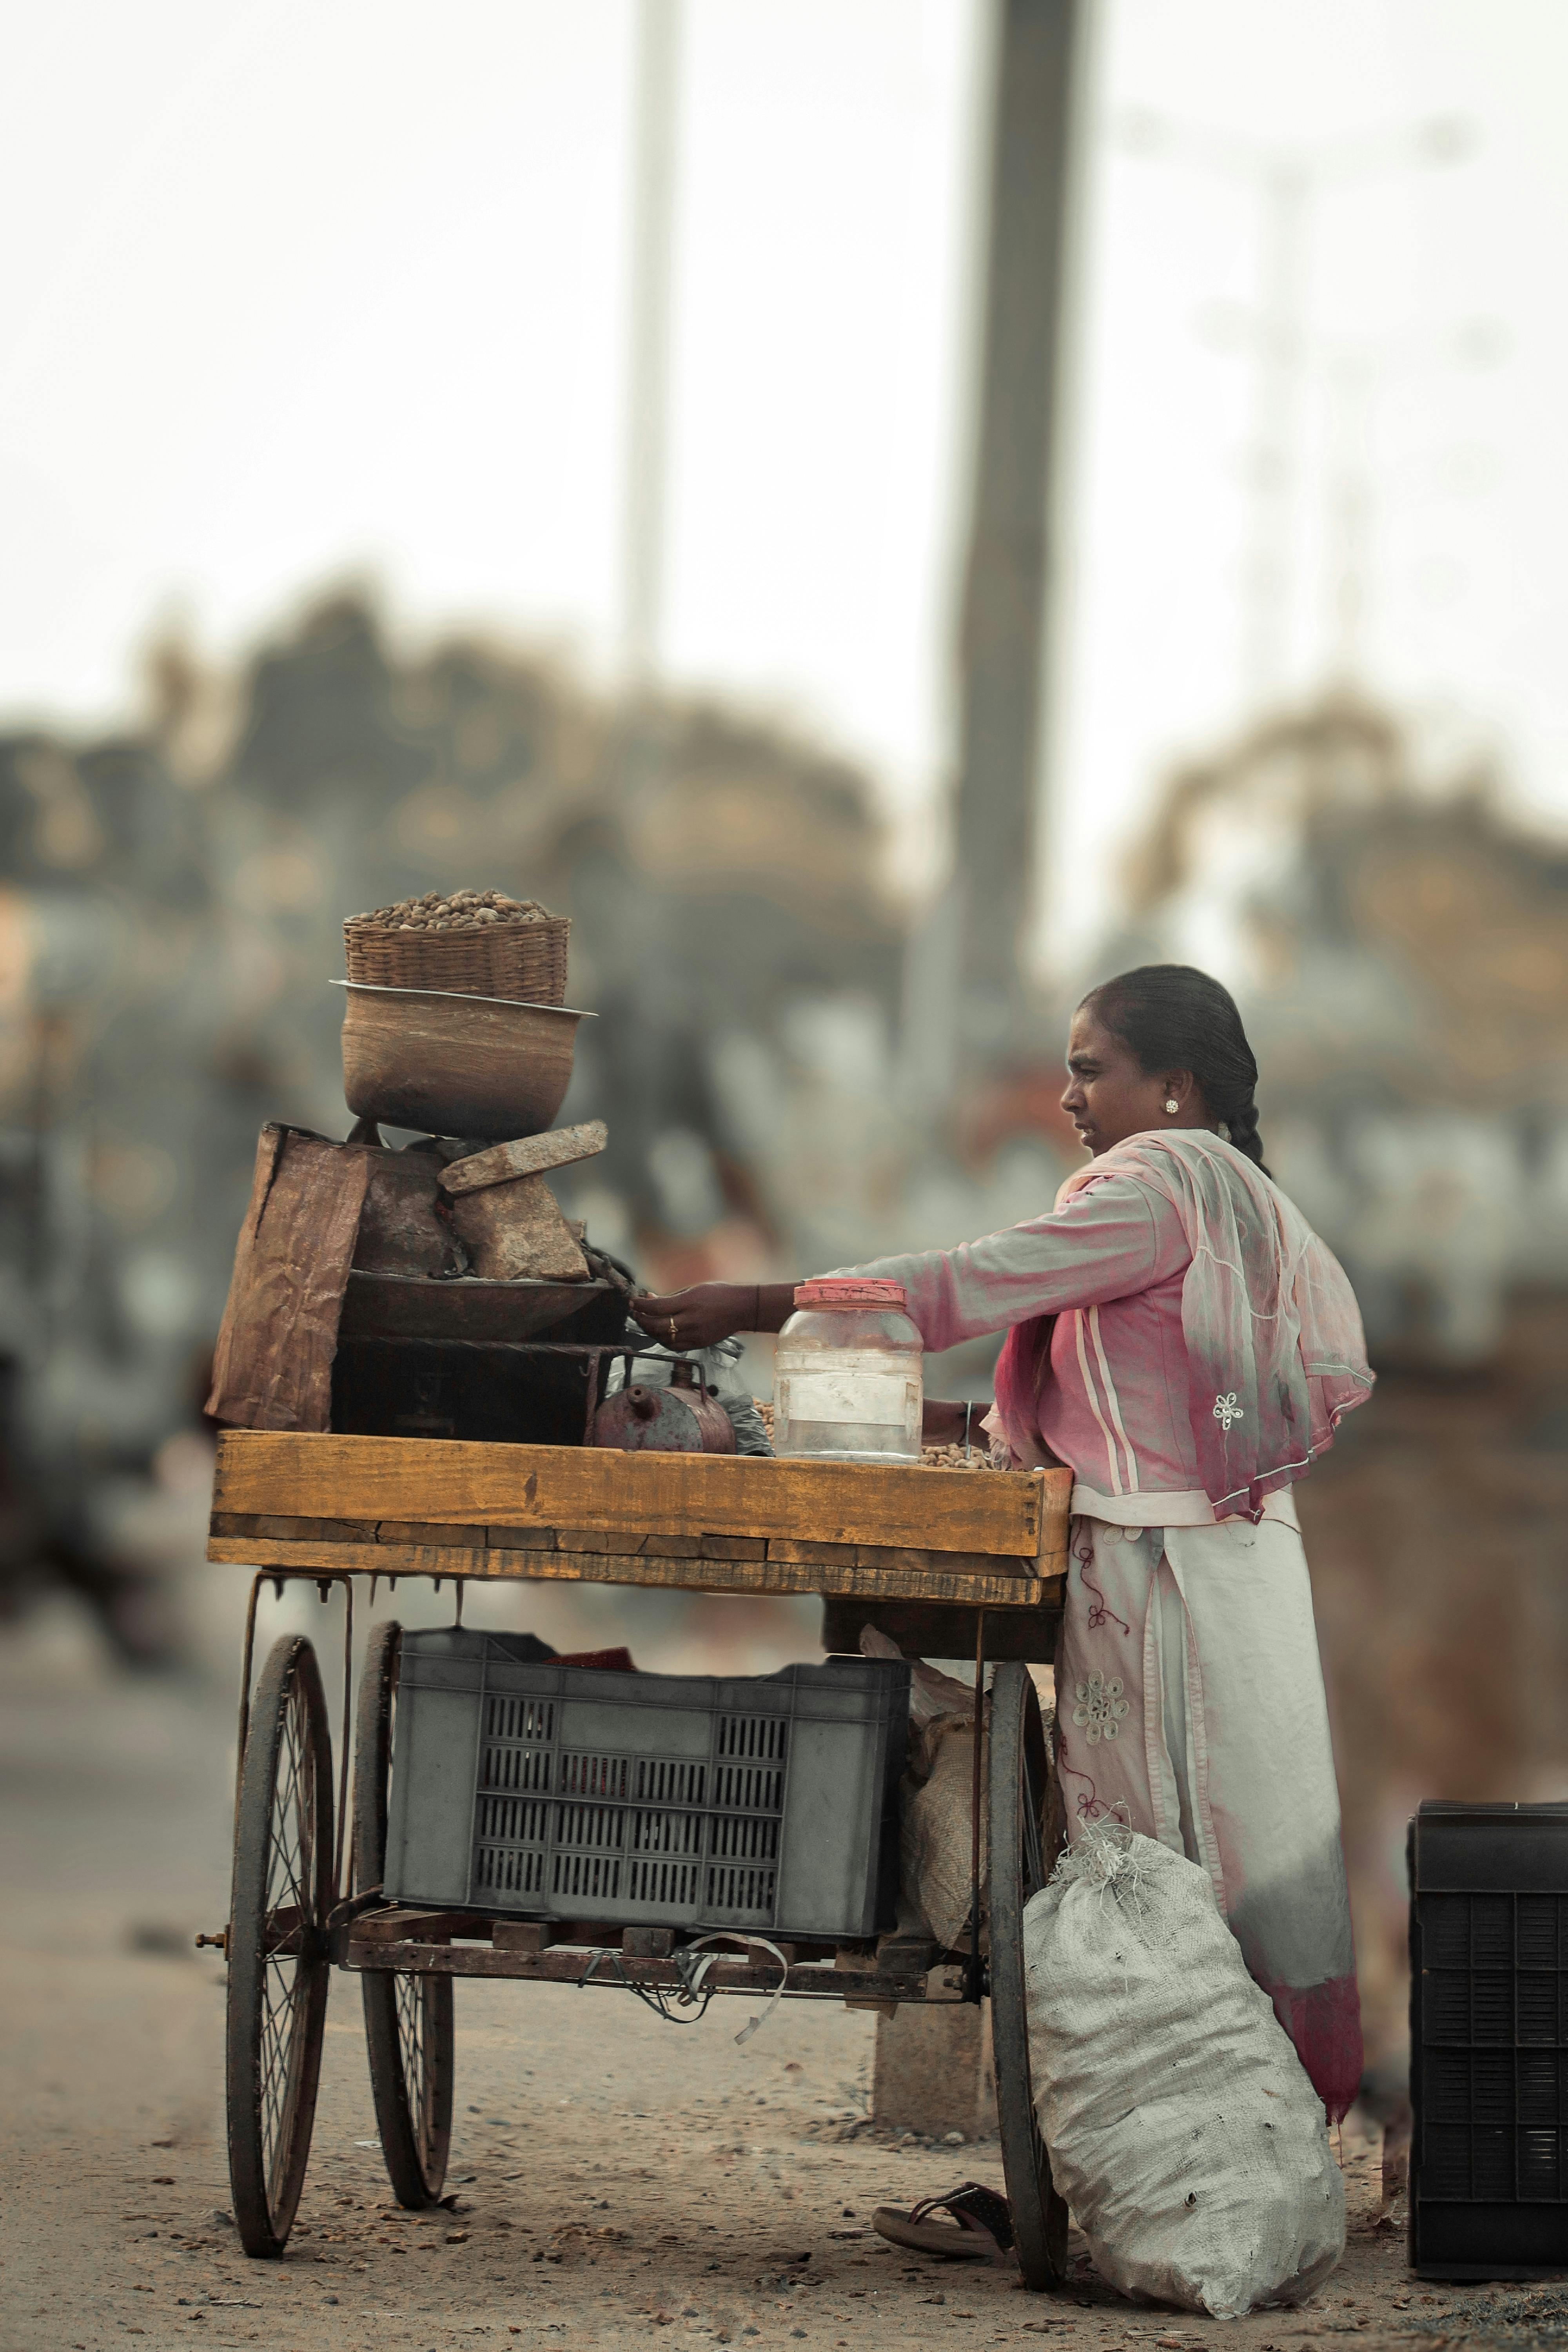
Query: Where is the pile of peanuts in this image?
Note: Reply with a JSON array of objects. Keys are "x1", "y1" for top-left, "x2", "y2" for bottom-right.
[
  {"x1": 920, "y1": 1441, "x2": 1001, "y2": 1472},
  {"x1": 350, "y1": 889, "x2": 552, "y2": 931}
]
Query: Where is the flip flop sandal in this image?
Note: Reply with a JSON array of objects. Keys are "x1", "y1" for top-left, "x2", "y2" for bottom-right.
[{"x1": 871, "y1": 2181, "x2": 1015, "y2": 2263}]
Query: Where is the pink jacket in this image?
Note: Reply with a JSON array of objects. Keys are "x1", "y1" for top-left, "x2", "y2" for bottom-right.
[{"x1": 847, "y1": 1132, "x2": 1372, "y2": 1525}]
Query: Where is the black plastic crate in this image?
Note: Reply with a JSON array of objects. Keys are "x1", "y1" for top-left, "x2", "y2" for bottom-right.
[
  {"x1": 1410, "y1": 1800, "x2": 1568, "y2": 2277},
  {"x1": 383, "y1": 1631, "x2": 911, "y2": 1940}
]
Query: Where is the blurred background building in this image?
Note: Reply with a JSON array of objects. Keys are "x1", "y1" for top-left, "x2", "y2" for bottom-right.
[{"x1": 4, "y1": 0, "x2": 1568, "y2": 2075}]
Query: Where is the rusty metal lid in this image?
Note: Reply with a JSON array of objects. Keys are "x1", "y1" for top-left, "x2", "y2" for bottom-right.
[{"x1": 793, "y1": 1277, "x2": 908, "y2": 1310}]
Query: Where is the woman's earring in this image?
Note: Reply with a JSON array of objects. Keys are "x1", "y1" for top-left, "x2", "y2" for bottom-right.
[{"x1": 1164, "y1": 1097, "x2": 1180, "y2": 1114}]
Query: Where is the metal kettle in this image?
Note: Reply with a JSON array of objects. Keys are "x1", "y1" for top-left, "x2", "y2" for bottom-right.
[{"x1": 590, "y1": 1357, "x2": 737, "y2": 1454}]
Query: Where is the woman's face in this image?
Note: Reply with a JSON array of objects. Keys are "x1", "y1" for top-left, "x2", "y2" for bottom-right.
[{"x1": 1060, "y1": 1007, "x2": 1203, "y2": 1156}]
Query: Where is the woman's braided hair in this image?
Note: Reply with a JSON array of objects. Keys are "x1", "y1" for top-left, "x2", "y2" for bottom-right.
[{"x1": 1080, "y1": 964, "x2": 1269, "y2": 1174}]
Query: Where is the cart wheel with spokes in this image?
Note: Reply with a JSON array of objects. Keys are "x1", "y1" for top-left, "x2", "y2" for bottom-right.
[
  {"x1": 227, "y1": 1632, "x2": 334, "y2": 2258},
  {"x1": 354, "y1": 1620, "x2": 454, "y2": 2207},
  {"x1": 986, "y1": 1659, "x2": 1070, "y2": 2291}
]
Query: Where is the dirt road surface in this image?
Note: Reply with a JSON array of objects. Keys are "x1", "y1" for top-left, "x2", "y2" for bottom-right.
[{"x1": 0, "y1": 1591, "x2": 1528, "y2": 2352}]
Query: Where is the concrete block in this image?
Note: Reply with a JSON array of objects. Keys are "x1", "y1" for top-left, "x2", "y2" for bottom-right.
[{"x1": 871, "y1": 1997, "x2": 999, "y2": 2142}]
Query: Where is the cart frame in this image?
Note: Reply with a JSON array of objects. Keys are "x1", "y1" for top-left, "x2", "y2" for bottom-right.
[{"x1": 208, "y1": 1430, "x2": 1073, "y2": 2286}]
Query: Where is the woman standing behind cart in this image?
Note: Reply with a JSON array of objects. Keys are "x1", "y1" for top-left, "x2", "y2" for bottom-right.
[{"x1": 632, "y1": 964, "x2": 1373, "y2": 2123}]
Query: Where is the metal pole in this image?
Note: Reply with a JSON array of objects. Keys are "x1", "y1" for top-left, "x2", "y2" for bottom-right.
[
  {"x1": 622, "y1": 0, "x2": 682, "y2": 685},
  {"x1": 613, "y1": 1, "x2": 684, "y2": 1216}
]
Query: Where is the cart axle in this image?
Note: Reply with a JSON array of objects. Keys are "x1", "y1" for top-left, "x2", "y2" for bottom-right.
[{"x1": 341, "y1": 1930, "x2": 965, "y2": 2004}]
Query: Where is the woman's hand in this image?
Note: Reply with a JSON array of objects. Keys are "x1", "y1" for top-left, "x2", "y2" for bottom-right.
[
  {"x1": 922, "y1": 1398, "x2": 979, "y2": 1448},
  {"x1": 630, "y1": 1284, "x2": 775, "y2": 1350}
]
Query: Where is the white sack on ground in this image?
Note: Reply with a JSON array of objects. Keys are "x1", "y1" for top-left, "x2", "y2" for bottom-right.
[{"x1": 1024, "y1": 1824, "x2": 1345, "y2": 2318}]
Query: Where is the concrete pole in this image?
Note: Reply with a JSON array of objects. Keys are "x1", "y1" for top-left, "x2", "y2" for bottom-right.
[{"x1": 951, "y1": 0, "x2": 1082, "y2": 1062}]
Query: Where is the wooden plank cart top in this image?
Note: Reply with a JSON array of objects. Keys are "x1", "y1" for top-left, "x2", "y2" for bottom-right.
[{"x1": 209, "y1": 1432, "x2": 1072, "y2": 1658}]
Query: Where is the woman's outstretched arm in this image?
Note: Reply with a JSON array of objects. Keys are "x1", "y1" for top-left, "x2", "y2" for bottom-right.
[
  {"x1": 832, "y1": 1179, "x2": 1178, "y2": 1354},
  {"x1": 628, "y1": 1174, "x2": 1182, "y2": 1355},
  {"x1": 628, "y1": 1281, "x2": 796, "y2": 1350}
]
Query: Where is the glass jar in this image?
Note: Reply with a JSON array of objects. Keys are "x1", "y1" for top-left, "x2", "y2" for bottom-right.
[{"x1": 772, "y1": 1278, "x2": 923, "y2": 1464}]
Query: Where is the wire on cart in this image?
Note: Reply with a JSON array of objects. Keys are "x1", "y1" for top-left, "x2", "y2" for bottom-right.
[
  {"x1": 576, "y1": 1933, "x2": 791, "y2": 2043},
  {"x1": 578, "y1": 1944, "x2": 717, "y2": 2026}
]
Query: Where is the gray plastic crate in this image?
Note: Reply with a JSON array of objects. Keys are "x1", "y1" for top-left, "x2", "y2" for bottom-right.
[{"x1": 383, "y1": 1631, "x2": 911, "y2": 1940}]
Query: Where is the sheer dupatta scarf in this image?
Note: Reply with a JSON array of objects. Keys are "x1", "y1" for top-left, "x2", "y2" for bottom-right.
[{"x1": 993, "y1": 1131, "x2": 1373, "y2": 1520}]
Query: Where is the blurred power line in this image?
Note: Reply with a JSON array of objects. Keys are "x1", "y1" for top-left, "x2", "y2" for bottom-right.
[{"x1": 1115, "y1": 110, "x2": 1477, "y2": 708}]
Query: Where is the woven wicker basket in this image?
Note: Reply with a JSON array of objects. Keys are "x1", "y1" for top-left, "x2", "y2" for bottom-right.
[{"x1": 343, "y1": 913, "x2": 570, "y2": 1005}]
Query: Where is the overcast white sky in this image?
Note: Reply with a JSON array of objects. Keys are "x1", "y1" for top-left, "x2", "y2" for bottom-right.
[{"x1": 0, "y1": 0, "x2": 1563, "y2": 963}]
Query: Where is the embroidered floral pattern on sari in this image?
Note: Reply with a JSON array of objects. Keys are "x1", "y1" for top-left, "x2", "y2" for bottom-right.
[{"x1": 1072, "y1": 1671, "x2": 1129, "y2": 1745}]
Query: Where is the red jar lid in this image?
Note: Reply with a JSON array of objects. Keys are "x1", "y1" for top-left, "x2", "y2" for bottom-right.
[{"x1": 793, "y1": 1278, "x2": 908, "y2": 1310}]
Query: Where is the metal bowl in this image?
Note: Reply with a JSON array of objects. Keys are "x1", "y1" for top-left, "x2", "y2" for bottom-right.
[{"x1": 336, "y1": 982, "x2": 592, "y2": 1140}]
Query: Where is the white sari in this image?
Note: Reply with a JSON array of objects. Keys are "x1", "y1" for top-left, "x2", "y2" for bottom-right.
[{"x1": 1056, "y1": 1506, "x2": 1361, "y2": 2122}]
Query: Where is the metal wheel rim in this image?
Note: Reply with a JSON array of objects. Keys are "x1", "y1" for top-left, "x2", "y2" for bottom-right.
[
  {"x1": 356, "y1": 1621, "x2": 453, "y2": 2205},
  {"x1": 227, "y1": 1632, "x2": 333, "y2": 2258},
  {"x1": 259, "y1": 1668, "x2": 321, "y2": 2218},
  {"x1": 988, "y1": 1659, "x2": 1069, "y2": 2291},
  {"x1": 394, "y1": 1973, "x2": 445, "y2": 2176}
]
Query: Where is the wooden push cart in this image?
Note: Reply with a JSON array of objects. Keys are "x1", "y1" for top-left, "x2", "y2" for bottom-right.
[{"x1": 206, "y1": 1431, "x2": 1074, "y2": 2287}]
